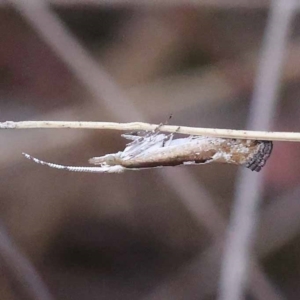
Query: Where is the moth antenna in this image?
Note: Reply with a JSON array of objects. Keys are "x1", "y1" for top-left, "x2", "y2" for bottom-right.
[{"x1": 22, "y1": 153, "x2": 125, "y2": 173}]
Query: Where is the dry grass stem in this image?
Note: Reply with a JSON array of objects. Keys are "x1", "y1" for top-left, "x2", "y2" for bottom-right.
[{"x1": 1, "y1": 120, "x2": 300, "y2": 142}]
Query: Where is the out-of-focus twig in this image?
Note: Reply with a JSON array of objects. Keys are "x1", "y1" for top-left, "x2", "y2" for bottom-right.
[
  {"x1": 218, "y1": 1, "x2": 297, "y2": 300},
  {"x1": 8, "y1": 0, "x2": 141, "y2": 121},
  {"x1": 0, "y1": 223, "x2": 54, "y2": 300},
  {"x1": 128, "y1": 38, "x2": 300, "y2": 119},
  {"x1": 147, "y1": 183, "x2": 300, "y2": 300}
]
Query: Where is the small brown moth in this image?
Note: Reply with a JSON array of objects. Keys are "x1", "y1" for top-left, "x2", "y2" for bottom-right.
[{"x1": 23, "y1": 131, "x2": 273, "y2": 173}]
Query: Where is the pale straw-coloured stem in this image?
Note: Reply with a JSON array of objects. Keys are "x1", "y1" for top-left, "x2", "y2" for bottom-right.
[{"x1": 0, "y1": 120, "x2": 300, "y2": 142}]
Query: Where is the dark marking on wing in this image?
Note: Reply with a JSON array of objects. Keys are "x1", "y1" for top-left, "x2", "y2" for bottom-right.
[{"x1": 245, "y1": 141, "x2": 273, "y2": 172}]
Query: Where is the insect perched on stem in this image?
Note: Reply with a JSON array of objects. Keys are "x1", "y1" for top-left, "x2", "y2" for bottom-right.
[{"x1": 23, "y1": 129, "x2": 273, "y2": 173}]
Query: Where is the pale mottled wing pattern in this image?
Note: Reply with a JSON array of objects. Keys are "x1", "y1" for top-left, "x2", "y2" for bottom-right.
[{"x1": 23, "y1": 131, "x2": 273, "y2": 173}]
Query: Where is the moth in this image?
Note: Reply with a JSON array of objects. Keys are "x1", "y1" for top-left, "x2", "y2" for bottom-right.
[{"x1": 23, "y1": 130, "x2": 273, "y2": 173}]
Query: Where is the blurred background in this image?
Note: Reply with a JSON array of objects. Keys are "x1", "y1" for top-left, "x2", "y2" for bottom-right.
[{"x1": 0, "y1": 1, "x2": 300, "y2": 299}]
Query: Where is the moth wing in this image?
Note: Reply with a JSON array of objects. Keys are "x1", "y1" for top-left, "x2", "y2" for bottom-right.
[{"x1": 122, "y1": 134, "x2": 167, "y2": 159}]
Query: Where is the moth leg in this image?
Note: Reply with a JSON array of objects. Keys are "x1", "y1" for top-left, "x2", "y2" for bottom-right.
[
  {"x1": 162, "y1": 134, "x2": 172, "y2": 147},
  {"x1": 151, "y1": 115, "x2": 173, "y2": 139},
  {"x1": 126, "y1": 115, "x2": 173, "y2": 146},
  {"x1": 162, "y1": 126, "x2": 181, "y2": 147}
]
